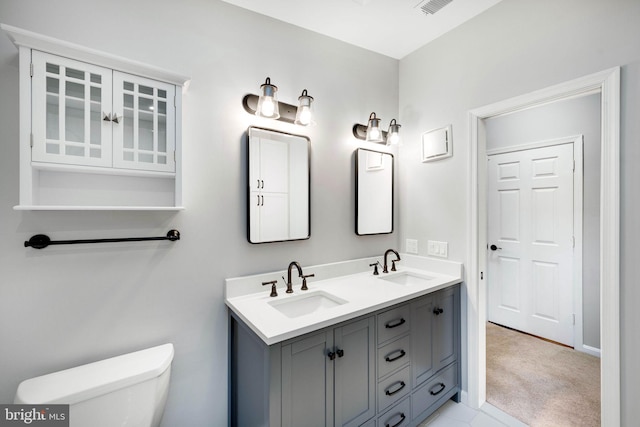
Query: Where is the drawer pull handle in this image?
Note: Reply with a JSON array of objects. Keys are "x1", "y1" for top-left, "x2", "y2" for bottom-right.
[
  {"x1": 385, "y1": 349, "x2": 406, "y2": 363},
  {"x1": 385, "y1": 380, "x2": 406, "y2": 396},
  {"x1": 385, "y1": 413, "x2": 406, "y2": 427},
  {"x1": 385, "y1": 318, "x2": 406, "y2": 329},
  {"x1": 429, "y1": 382, "x2": 446, "y2": 396}
]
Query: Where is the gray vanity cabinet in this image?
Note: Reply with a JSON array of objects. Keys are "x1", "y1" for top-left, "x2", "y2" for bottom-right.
[{"x1": 229, "y1": 284, "x2": 460, "y2": 427}]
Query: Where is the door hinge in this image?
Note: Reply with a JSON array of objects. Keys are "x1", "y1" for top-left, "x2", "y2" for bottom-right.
[
  {"x1": 174, "y1": 96, "x2": 177, "y2": 107},
  {"x1": 573, "y1": 314, "x2": 576, "y2": 325},
  {"x1": 573, "y1": 160, "x2": 575, "y2": 172},
  {"x1": 572, "y1": 236, "x2": 575, "y2": 248},
  {"x1": 480, "y1": 271, "x2": 484, "y2": 280},
  {"x1": 173, "y1": 150, "x2": 176, "y2": 162},
  {"x1": 30, "y1": 132, "x2": 33, "y2": 148},
  {"x1": 30, "y1": 62, "x2": 34, "y2": 77}
]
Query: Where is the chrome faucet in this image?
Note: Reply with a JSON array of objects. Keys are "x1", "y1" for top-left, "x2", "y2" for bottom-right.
[
  {"x1": 286, "y1": 261, "x2": 303, "y2": 293},
  {"x1": 383, "y1": 249, "x2": 401, "y2": 273}
]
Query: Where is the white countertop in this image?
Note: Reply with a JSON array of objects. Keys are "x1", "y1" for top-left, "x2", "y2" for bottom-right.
[{"x1": 225, "y1": 254, "x2": 463, "y2": 345}]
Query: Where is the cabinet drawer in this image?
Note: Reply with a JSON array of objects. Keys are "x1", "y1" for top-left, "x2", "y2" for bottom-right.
[
  {"x1": 377, "y1": 304, "x2": 410, "y2": 344},
  {"x1": 411, "y1": 362, "x2": 458, "y2": 420},
  {"x1": 377, "y1": 334, "x2": 410, "y2": 379},
  {"x1": 377, "y1": 397, "x2": 410, "y2": 427},
  {"x1": 378, "y1": 365, "x2": 410, "y2": 412}
]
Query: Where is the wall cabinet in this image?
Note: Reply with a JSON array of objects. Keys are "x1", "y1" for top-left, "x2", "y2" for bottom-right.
[
  {"x1": 230, "y1": 284, "x2": 460, "y2": 427},
  {"x1": 2, "y1": 24, "x2": 189, "y2": 210}
]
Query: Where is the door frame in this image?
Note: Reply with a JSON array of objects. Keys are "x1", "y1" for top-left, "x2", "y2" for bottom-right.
[
  {"x1": 466, "y1": 67, "x2": 620, "y2": 425},
  {"x1": 486, "y1": 136, "x2": 584, "y2": 350}
]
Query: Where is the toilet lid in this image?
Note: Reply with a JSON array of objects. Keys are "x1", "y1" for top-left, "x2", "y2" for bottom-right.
[{"x1": 15, "y1": 343, "x2": 174, "y2": 404}]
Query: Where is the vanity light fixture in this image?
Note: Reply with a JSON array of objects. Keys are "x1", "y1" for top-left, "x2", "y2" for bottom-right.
[
  {"x1": 352, "y1": 113, "x2": 401, "y2": 145},
  {"x1": 365, "y1": 112, "x2": 384, "y2": 143},
  {"x1": 294, "y1": 89, "x2": 314, "y2": 126},
  {"x1": 256, "y1": 77, "x2": 280, "y2": 119},
  {"x1": 386, "y1": 119, "x2": 401, "y2": 146},
  {"x1": 242, "y1": 78, "x2": 315, "y2": 125}
]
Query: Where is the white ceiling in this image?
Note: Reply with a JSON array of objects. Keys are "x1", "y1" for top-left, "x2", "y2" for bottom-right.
[{"x1": 220, "y1": 0, "x2": 503, "y2": 59}]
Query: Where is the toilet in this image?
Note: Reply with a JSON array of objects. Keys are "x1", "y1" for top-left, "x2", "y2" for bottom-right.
[{"x1": 14, "y1": 343, "x2": 174, "y2": 427}]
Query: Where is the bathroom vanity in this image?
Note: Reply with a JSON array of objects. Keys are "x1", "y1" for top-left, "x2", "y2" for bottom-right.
[{"x1": 226, "y1": 255, "x2": 462, "y2": 427}]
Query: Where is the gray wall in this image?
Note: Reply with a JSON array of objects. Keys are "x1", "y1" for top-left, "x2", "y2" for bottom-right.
[
  {"x1": 398, "y1": 0, "x2": 639, "y2": 423},
  {"x1": 0, "y1": 1, "x2": 398, "y2": 425},
  {"x1": 485, "y1": 93, "x2": 601, "y2": 349}
]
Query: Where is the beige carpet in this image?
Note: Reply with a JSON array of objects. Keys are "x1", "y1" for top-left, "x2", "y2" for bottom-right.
[{"x1": 486, "y1": 322, "x2": 600, "y2": 426}]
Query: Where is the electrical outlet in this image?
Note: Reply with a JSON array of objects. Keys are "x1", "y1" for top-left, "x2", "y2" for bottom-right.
[{"x1": 406, "y1": 239, "x2": 418, "y2": 254}]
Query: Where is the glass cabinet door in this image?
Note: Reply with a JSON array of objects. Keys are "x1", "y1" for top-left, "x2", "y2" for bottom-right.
[
  {"x1": 31, "y1": 51, "x2": 113, "y2": 167},
  {"x1": 112, "y1": 72, "x2": 176, "y2": 173}
]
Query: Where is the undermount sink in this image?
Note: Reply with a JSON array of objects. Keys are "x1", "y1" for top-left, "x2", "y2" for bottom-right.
[
  {"x1": 268, "y1": 290, "x2": 348, "y2": 318},
  {"x1": 380, "y1": 271, "x2": 436, "y2": 286}
]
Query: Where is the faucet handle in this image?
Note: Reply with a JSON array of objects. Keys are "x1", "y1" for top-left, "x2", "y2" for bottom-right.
[
  {"x1": 391, "y1": 259, "x2": 399, "y2": 271},
  {"x1": 301, "y1": 274, "x2": 315, "y2": 291},
  {"x1": 369, "y1": 262, "x2": 381, "y2": 275},
  {"x1": 262, "y1": 280, "x2": 278, "y2": 297}
]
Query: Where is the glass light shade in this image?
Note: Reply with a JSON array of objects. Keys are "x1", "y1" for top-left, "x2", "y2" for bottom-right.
[
  {"x1": 256, "y1": 77, "x2": 280, "y2": 119},
  {"x1": 365, "y1": 112, "x2": 384, "y2": 143},
  {"x1": 386, "y1": 119, "x2": 401, "y2": 146},
  {"x1": 294, "y1": 89, "x2": 314, "y2": 126}
]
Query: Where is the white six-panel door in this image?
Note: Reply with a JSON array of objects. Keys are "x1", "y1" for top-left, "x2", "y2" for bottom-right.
[{"x1": 487, "y1": 143, "x2": 575, "y2": 346}]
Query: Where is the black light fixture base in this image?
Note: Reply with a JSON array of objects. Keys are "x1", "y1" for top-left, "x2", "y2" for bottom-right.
[
  {"x1": 242, "y1": 94, "x2": 297, "y2": 124},
  {"x1": 352, "y1": 123, "x2": 388, "y2": 143}
]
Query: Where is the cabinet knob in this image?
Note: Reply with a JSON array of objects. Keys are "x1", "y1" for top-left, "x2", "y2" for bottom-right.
[
  {"x1": 433, "y1": 307, "x2": 444, "y2": 315},
  {"x1": 327, "y1": 351, "x2": 336, "y2": 361},
  {"x1": 336, "y1": 348, "x2": 344, "y2": 358}
]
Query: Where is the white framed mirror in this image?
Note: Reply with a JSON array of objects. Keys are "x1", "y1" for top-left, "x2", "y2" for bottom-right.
[
  {"x1": 355, "y1": 148, "x2": 394, "y2": 235},
  {"x1": 247, "y1": 127, "x2": 310, "y2": 243}
]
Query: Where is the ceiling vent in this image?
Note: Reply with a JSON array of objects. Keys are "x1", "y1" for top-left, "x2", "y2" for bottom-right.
[{"x1": 418, "y1": 0, "x2": 453, "y2": 15}]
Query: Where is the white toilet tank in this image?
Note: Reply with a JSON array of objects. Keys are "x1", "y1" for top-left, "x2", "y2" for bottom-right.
[{"x1": 14, "y1": 343, "x2": 174, "y2": 427}]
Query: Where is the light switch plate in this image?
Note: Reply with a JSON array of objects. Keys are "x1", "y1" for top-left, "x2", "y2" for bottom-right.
[
  {"x1": 428, "y1": 240, "x2": 448, "y2": 258},
  {"x1": 406, "y1": 239, "x2": 418, "y2": 254}
]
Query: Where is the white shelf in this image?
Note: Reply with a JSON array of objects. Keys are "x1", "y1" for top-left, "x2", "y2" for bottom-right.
[{"x1": 14, "y1": 205, "x2": 185, "y2": 211}]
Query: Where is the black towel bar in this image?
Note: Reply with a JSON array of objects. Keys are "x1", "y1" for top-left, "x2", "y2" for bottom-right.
[{"x1": 24, "y1": 230, "x2": 180, "y2": 249}]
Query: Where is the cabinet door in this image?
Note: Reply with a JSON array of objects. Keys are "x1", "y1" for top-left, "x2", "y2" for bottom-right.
[
  {"x1": 31, "y1": 51, "x2": 113, "y2": 167},
  {"x1": 112, "y1": 72, "x2": 175, "y2": 172},
  {"x1": 433, "y1": 287, "x2": 458, "y2": 372},
  {"x1": 281, "y1": 331, "x2": 333, "y2": 427},
  {"x1": 258, "y1": 192, "x2": 290, "y2": 242},
  {"x1": 334, "y1": 317, "x2": 376, "y2": 427},
  {"x1": 259, "y1": 137, "x2": 289, "y2": 193},
  {"x1": 410, "y1": 295, "x2": 435, "y2": 388}
]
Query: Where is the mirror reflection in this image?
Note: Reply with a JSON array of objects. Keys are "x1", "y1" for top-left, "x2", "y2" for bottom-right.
[
  {"x1": 248, "y1": 127, "x2": 310, "y2": 243},
  {"x1": 355, "y1": 148, "x2": 394, "y2": 235}
]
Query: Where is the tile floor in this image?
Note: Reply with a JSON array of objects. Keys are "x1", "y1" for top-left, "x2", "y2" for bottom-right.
[{"x1": 418, "y1": 400, "x2": 529, "y2": 427}]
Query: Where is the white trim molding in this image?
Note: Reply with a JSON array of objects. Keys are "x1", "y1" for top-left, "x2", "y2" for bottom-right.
[{"x1": 467, "y1": 67, "x2": 620, "y2": 426}]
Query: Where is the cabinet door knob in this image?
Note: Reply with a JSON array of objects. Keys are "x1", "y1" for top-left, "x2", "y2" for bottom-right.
[
  {"x1": 433, "y1": 307, "x2": 444, "y2": 315},
  {"x1": 336, "y1": 349, "x2": 344, "y2": 358},
  {"x1": 327, "y1": 351, "x2": 336, "y2": 361},
  {"x1": 103, "y1": 112, "x2": 112, "y2": 122}
]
